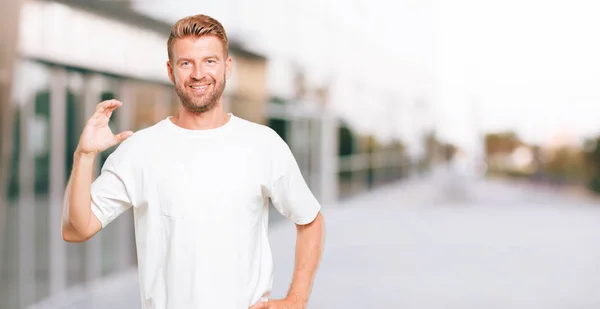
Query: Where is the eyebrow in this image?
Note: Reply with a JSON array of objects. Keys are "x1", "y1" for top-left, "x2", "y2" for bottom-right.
[
  {"x1": 204, "y1": 54, "x2": 220, "y2": 60},
  {"x1": 177, "y1": 54, "x2": 220, "y2": 63}
]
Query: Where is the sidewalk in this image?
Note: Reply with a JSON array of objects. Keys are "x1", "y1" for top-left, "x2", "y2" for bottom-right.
[
  {"x1": 489, "y1": 175, "x2": 600, "y2": 204},
  {"x1": 28, "y1": 176, "x2": 436, "y2": 309},
  {"x1": 268, "y1": 175, "x2": 600, "y2": 309},
  {"x1": 30, "y1": 174, "x2": 600, "y2": 309},
  {"x1": 28, "y1": 269, "x2": 140, "y2": 309}
]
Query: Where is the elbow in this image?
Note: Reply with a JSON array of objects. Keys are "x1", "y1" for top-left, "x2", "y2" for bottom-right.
[
  {"x1": 62, "y1": 224, "x2": 91, "y2": 243},
  {"x1": 61, "y1": 228, "x2": 79, "y2": 243},
  {"x1": 62, "y1": 229, "x2": 77, "y2": 243},
  {"x1": 62, "y1": 232, "x2": 76, "y2": 243}
]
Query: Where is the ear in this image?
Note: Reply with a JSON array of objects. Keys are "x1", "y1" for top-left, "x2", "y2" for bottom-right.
[
  {"x1": 225, "y1": 57, "x2": 232, "y2": 80},
  {"x1": 166, "y1": 60, "x2": 175, "y2": 84}
]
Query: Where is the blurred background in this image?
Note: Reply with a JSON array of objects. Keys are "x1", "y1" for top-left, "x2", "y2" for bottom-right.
[{"x1": 1, "y1": 0, "x2": 599, "y2": 308}]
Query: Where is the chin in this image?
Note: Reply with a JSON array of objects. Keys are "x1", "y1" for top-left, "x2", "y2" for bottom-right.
[{"x1": 183, "y1": 101, "x2": 218, "y2": 114}]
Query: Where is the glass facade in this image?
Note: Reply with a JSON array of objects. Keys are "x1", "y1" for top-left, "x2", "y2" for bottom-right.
[
  {"x1": 0, "y1": 58, "x2": 399, "y2": 309},
  {"x1": 0, "y1": 59, "x2": 176, "y2": 309},
  {"x1": 0, "y1": 1, "x2": 406, "y2": 308}
]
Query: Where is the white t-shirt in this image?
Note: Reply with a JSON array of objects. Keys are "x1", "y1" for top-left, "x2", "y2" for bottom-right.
[{"x1": 90, "y1": 114, "x2": 321, "y2": 309}]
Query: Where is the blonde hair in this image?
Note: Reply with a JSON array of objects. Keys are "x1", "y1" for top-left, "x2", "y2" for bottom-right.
[{"x1": 167, "y1": 14, "x2": 229, "y2": 62}]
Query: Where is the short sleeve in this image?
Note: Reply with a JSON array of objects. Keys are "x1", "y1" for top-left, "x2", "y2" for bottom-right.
[
  {"x1": 90, "y1": 154, "x2": 134, "y2": 228},
  {"x1": 268, "y1": 133, "x2": 321, "y2": 225}
]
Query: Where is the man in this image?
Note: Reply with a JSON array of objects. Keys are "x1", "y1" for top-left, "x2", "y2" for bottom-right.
[{"x1": 61, "y1": 14, "x2": 325, "y2": 309}]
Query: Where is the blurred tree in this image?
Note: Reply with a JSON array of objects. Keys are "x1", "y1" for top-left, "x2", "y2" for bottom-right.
[
  {"x1": 584, "y1": 136, "x2": 600, "y2": 193},
  {"x1": 485, "y1": 131, "x2": 523, "y2": 157},
  {"x1": 363, "y1": 135, "x2": 381, "y2": 189},
  {"x1": 423, "y1": 130, "x2": 437, "y2": 166},
  {"x1": 270, "y1": 96, "x2": 287, "y2": 105},
  {"x1": 338, "y1": 123, "x2": 355, "y2": 157},
  {"x1": 544, "y1": 147, "x2": 585, "y2": 183},
  {"x1": 421, "y1": 130, "x2": 457, "y2": 166},
  {"x1": 443, "y1": 143, "x2": 458, "y2": 162}
]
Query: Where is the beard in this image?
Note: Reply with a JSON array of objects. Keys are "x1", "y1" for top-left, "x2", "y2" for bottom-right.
[{"x1": 174, "y1": 74, "x2": 226, "y2": 114}]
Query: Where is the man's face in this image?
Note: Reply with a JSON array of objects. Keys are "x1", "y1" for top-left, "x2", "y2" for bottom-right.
[{"x1": 167, "y1": 36, "x2": 231, "y2": 114}]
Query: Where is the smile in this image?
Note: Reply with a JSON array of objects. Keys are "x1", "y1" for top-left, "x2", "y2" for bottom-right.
[
  {"x1": 190, "y1": 85, "x2": 209, "y2": 90},
  {"x1": 188, "y1": 84, "x2": 210, "y2": 94}
]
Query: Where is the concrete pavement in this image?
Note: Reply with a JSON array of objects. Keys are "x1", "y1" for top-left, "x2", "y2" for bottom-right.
[
  {"x1": 269, "y1": 174, "x2": 600, "y2": 308},
  {"x1": 29, "y1": 173, "x2": 600, "y2": 308}
]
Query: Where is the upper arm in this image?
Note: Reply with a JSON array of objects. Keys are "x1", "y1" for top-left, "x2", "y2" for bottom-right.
[
  {"x1": 63, "y1": 158, "x2": 133, "y2": 242},
  {"x1": 63, "y1": 211, "x2": 103, "y2": 242},
  {"x1": 268, "y1": 133, "x2": 321, "y2": 225},
  {"x1": 90, "y1": 153, "x2": 135, "y2": 229}
]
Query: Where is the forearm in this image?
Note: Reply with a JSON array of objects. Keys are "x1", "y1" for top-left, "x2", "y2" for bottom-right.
[
  {"x1": 287, "y1": 212, "x2": 325, "y2": 306},
  {"x1": 63, "y1": 152, "x2": 96, "y2": 235}
]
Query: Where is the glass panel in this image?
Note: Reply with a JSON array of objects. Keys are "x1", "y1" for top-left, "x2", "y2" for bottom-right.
[
  {"x1": 3, "y1": 60, "x2": 53, "y2": 308},
  {"x1": 268, "y1": 118, "x2": 288, "y2": 142},
  {"x1": 64, "y1": 70, "x2": 86, "y2": 289},
  {"x1": 96, "y1": 77, "x2": 120, "y2": 277},
  {"x1": 292, "y1": 118, "x2": 312, "y2": 186},
  {"x1": 1, "y1": 99, "x2": 20, "y2": 309},
  {"x1": 33, "y1": 72, "x2": 52, "y2": 304}
]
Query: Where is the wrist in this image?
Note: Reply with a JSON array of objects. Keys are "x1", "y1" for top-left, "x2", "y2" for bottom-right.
[
  {"x1": 74, "y1": 150, "x2": 97, "y2": 163},
  {"x1": 285, "y1": 292, "x2": 308, "y2": 307}
]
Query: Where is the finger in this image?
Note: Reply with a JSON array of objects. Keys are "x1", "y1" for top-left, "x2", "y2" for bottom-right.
[
  {"x1": 94, "y1": 99, "x2": 120, "y2": 113},
  {"x1": 114, "y1": 130, "x2": 134, "y2": 143},
  {"x1": 94, "y1": 100, "x2": 122, "y2": 118},
  {"x1": 104, "y1": 104, "x2": 120, "y2": 119},
  {"x1": 103, "y1": 100, "x2": 123, "y2": 118}
]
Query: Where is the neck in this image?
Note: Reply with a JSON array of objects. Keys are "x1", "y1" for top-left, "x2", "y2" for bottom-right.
[{"x1": 171, "y1": 101, "x2": 230, "y2": 130}]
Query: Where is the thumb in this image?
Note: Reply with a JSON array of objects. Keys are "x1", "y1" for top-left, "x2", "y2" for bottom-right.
[{"x1": 114, "y1": 130, "x2": 134, "y2": 144}]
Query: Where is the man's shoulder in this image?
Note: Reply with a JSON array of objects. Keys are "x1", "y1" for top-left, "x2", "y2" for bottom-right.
[
  {"x1": 111, "y1": 120, "x2": 166, "y2": 156},
  {"x1": 127, "y1": 121, "x2": 163, "y2": 142}
]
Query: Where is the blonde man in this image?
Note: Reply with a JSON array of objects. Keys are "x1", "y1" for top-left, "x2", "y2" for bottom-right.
[{"x1": 61, "y1": 14, "x2": 325, "y2": 309}]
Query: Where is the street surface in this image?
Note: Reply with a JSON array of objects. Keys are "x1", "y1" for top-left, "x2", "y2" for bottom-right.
[
  {"x1": 269, "y1": 171, "x2": 600, "y2": 309},
  {"x1": 30, "y1": 169, "x2": 600, "y2": 309}
]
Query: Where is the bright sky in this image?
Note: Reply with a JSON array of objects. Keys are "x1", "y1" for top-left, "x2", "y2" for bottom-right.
[
  {"x1": 434, "y1": 0, "x2": 600, "y2": 154},
  {"x1": 133, "y1": 0, "x2": 600, "y2": 155}
]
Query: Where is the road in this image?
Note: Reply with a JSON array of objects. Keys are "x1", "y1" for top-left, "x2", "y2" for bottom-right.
[
  {"x1": 268, "y1": 172, "x2": 600, "y2": 309},
  {"x1": 28, "y1": 171, "x2": 600, "y2": 309}
]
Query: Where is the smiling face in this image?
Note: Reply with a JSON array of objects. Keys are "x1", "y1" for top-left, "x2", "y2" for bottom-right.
[{"x1": 167, "y1": 35, "x2": 232, "y2": 114}]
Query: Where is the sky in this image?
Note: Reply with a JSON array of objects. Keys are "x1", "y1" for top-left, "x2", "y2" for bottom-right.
[
  {"x1": 432, "y1": 0, "x2": 600, "y2": 152},
  {"x1": 132, "y1": 0, "x2": 600, "y2": 155}
]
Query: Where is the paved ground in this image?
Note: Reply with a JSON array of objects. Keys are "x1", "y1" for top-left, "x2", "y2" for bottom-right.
[
  {"x1": 269, "y1": 172, "x2": 600, "y2": 308},
  {"x1": 28, "y1": 170, "x2": 600, "y2": 308}
]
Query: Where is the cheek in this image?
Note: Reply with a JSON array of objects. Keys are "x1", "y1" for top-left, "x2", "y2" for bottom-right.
[
  {"x1": 210, "y1": 66, "x2": 225, "y2": 81},
  {"x1": 173, "y1": 71, "x2": 186, "y2": 85},
  {"x1": 211, "y1": 72, "x2": 224, "y2": 83}
]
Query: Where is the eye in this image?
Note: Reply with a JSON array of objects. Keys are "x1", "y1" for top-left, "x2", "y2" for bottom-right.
[
  {"x1": 181, "y1": 61, "x2": 190, "y2": 67},
  {"x1": 207, "y1": 59, "x2": 216, "y2": 64}
]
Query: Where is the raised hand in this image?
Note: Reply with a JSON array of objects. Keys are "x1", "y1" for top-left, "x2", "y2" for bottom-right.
[{"x1": 76, "y1": 99, "x2": 133, "y2": 156}]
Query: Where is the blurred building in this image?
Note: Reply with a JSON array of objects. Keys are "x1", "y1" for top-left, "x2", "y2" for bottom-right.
[{"x1": 0, "y1": 1, "x2": 410, "y2": 308}]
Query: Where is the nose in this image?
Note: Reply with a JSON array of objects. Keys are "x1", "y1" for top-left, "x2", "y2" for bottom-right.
[{"x1": 191, "y1": 65, "x2": 204, "y2": 80}]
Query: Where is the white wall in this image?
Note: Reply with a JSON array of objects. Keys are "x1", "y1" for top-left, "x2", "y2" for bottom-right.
[{"x1": 19, "y1": 0, "x2": 171, "y2": 84}]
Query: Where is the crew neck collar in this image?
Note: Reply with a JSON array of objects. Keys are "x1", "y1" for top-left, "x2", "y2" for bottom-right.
[{"x1": 163, "y1": 113, "x2": 237, "y2": 138}]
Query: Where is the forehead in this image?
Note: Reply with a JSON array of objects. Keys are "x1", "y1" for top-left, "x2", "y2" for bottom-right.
[{"x1": 171, "y1": 35, "x2": 226, "y2": 59}]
